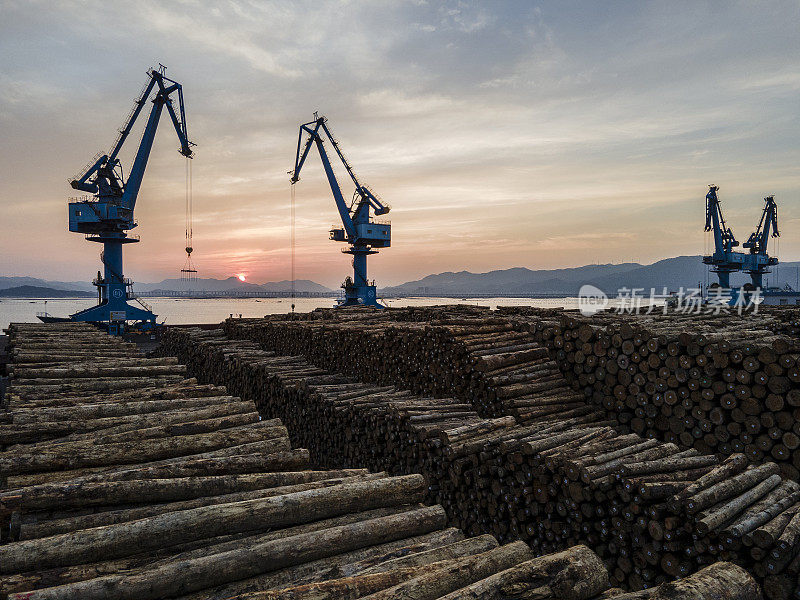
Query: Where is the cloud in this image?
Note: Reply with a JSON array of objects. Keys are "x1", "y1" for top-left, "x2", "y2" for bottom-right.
[
  {"x1": 537, "y1": 233, "x2": 639, "y2": 251},
  {"x1": 136, "y1": 2, "x2": 304, "y2": 78},
  {"x1": 0, "y1": 1, "x2": 798, "y2": 286}
]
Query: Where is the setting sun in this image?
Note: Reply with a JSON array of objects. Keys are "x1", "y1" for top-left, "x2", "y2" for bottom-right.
[{"x1": 237, "y1": 274, "x2": 246, "y2": 282}]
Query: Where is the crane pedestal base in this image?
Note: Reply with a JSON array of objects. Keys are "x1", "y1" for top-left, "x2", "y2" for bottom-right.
[
  {"x1": 337, "y1": 285, "x2": 383, "y2": 308},
  {"x1": 70, "y1": 300, "x2": 156, "y2": 336}
]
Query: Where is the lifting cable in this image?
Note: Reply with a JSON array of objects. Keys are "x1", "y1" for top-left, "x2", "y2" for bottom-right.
[
  {"x1": 703, "y1": 230, "x2": 709, "y2": 292},
  {"x1": 290, "y1": 182, "x2": 296, "y2": 313},
  {"x1": 187, "y1": 158, "x2": 192, "y2": 250},
  {"x1": 181, "y1": 157, "x2": 196, "y2": 280}
]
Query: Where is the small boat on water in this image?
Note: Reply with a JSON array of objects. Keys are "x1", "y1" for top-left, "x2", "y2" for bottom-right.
[{"x1": 36, "y1": 312, "x2": 72, "y2": 324}]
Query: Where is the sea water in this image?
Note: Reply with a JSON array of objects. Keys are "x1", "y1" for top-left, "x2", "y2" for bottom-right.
[{"x1": 0, "y1": 296, "x2": 593, "y2": 327}]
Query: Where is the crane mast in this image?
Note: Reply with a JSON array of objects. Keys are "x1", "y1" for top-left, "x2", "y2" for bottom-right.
[
  {"x1": 67, "y1": 66, "x2": 193, "y2": 334},
  {"x1": 291, "y1": 115, "x2": 390, "y2": 308}
]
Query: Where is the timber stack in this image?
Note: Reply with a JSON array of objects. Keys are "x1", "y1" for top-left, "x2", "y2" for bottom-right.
[
  {"x1": 1, "y1": 322, "x2": 643, "y2": 600},
  {"x1": 160, "y1": 325, "x2": 797, "y2": 597},
  {"x1": 222, "y1": 309, "x2": 573, "y2": 419},
  {"x1": 513, "y1": 309, "x2": 800, "y2": 482},
  {"x1": 762, "y1": 307, "x2": 800, "y2": 338}
]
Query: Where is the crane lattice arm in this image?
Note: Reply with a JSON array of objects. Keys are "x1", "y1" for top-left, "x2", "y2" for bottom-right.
[
  {"x1": 704, "y1": 185, "x2": 738, "y2": 254},
  {"x1": 291, "y1": 116, "x2": 389, "y2": 241},
  {"x1": 70, "y1": 67, "x2": 193, "y2": 213},
  {"x1": 743, "y1": 195, "x2": 779, "y2": 255}
]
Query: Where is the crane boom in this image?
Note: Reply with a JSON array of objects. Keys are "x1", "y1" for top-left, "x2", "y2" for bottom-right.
[
  {"x1": 70, "y1": 68, "x2": 192, "y2": 214},
  {"x1": 704, "y1": 185, "x2": 738, "y2": 254},
  {"x1": 743, "y1": 196, "x2": 779, "y2": 254},
  {"x1": 107, "y1": 77, "x2": 158, "y2": 166},
  {"x1": 293, "y1": 118, "x2": 357, "y2": 238}
]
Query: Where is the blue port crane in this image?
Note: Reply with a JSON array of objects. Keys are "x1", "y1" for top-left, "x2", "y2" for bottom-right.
[
  {"x1": 703, "y1": 185, "x2": 745, "y2": 289},
  {"x1": 742, "y1": 195, "x2": 779, "y2": 289},
  {"x1": 290, "y1": 115, "x2": 390, "y2": 307},
  {"x1": 67, "y1": 66, "x2": 193, "y2": 334}
]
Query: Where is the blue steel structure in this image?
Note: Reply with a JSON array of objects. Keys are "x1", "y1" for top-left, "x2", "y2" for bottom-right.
[
  {"x1": 291, "y1": 115, "x2": 390, "y2": 307},
  {"x1": 703, "y1": 185, "x2": 744, "y2": 289},
  {"x1": 67, "y1": 66, "x2": 193, "y2": 334},
  {"x1": 742, "y1": 195, "x2": 779, "y2": 289},
  {"x1": 703, "y1": 186, "x2": 780, "y2": 294}
]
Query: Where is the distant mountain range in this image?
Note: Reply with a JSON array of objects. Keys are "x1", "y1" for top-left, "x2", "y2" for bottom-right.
[
  {"x1": 0, "y1": 277, "x2": 94, "y2": 293},
  {"x1": 136, "y1": 277, "x2": 333, "y2": 294},
  {"x1": 379, "y1": 256, "x2": 800, "y2": 297},
  {"x1": 5, "y1": 256, "x2": 800, "y2": 298},
  {"x1": 0, "y1": 276, "x2": 334, "y2": 296},
  {"x1": 0, "y1": 285, "x2": 95, "y2": 298}
]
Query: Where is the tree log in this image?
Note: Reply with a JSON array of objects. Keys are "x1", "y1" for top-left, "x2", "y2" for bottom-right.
[
  {"x1": 359, "y1": 541, "x2": 534, "y2": 600},
  {"x1": 0, "y1": 474, "x2": 426, "y2": 573},
  {"x1": 610, "y1": 561, "x2": 761, "y2": 600},
  {"x1": 7, "y1": 505, "x2": 447, "y2": 600},
  {"x1": 436, "y1": 544, "x2": 608, "y2": 600}
]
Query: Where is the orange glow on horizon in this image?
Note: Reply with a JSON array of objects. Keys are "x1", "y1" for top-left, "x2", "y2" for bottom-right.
[{"x1": 237, "y1": 274, "x2": 246, "y2": 282}]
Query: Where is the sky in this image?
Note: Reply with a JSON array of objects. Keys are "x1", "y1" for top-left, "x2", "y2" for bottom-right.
[{"x1": 1, "y1": 0, "x2": 799, "y2": 288}]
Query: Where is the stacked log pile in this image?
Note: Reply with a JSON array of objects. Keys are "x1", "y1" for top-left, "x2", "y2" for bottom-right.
[
  {"x1": 222, "y1": 312, "x2": 574, "y2": 419},
  {"x1": 512, "y1": 310, "x2": 800, "y2": 482},
  {"x1": 438, "y1": 417, "x2": 800, "y2": 595},
  {"x1": 161, "y1": 326, "x2": 794, "y2": 597},
  {"x1": 1, "y1": 323, "x2": 630, "y2": 600},
  {"x1": 761, "y1": 307, "x2": 800, "y2": 339},
  {"x1": 155, "y1": 327, "x2": 503, "y2": 484}
]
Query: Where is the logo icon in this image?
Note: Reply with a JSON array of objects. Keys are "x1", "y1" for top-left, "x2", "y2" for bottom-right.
[{"x1": 578, "y1": 284, "x2": 608, "y2": 316}]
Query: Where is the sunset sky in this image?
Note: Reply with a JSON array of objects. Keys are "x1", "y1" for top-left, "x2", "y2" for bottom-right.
[{"x1": 1, "y1": 1, "x2": 799, "y2": 288}]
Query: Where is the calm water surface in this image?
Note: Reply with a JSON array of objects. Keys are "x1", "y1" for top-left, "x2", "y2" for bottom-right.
[{"x1": 0, "y1": 296, "x2": 592, "y2": 327}]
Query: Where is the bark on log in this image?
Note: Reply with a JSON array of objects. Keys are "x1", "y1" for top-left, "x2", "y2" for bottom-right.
[
  {"x1": 7, "y1": 505, "x2": 447, "y2": 600},
  {"x1": 436, "y1": 544, "x2": 608, "y2": 600},
  {"x1": 0, "y1": 474, "x2": 427, "y2": 573},
  {"x1": 3, "y1": 470, "x2": 372, "y2": 511},
  {"x1": 697, "y1": 474, "x2": 783, "y2": 535},
  {"x1": 685, "y1": 463, "x2": 780, "y2": 515},
  {"x1": 0, "y1": 420, "x2": 288, "y2": 475},
  {"x1": 610, "y1": 561, "x2": 762, "y2": 600},
  {"x1": 0, "y1": 506, "x2": 426, "y2": 597},
  {"x1": 171, "y1": 528, "x2": 467, "y2": 600},
  {"x1": 20, "y1": 473, "x2": 380, "y2": 539},
  {"x1": 358, "y1": 534, "x2": 499, "y2": 575},
  {"x1": 359, "y1": 541, "x2": 534, "y2": 600}
]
